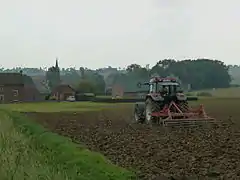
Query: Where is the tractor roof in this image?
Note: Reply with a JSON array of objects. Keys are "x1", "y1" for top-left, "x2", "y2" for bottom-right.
[
  {"x1": 159, "y1": 82, "x2": 179, "y2": 86},
  {"x1": 150, "y1": 77, "x2": 178, "y2": 83}
]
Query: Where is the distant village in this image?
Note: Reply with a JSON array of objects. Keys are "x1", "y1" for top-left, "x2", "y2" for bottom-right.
[
  {"x1": 0, "y1": 58, "x2": 239, "y2": 104},
  {"x1": 0, "y1": 59, "x2": 133, "y2": 104}
]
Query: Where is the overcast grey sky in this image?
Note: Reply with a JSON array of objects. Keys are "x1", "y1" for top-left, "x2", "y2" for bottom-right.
[{"x1": 0, "y1": 0, "x2": 239, "y2": 69}]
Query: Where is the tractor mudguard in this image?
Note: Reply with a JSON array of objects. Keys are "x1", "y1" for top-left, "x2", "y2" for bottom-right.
[{"x1": 176, "y1": 93, "x2": 187, "y2": 101}]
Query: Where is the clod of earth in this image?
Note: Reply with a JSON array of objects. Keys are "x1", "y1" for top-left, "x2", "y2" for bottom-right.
[{"x1": 26, "y1": 106, "x2": 240, "y2": 180}]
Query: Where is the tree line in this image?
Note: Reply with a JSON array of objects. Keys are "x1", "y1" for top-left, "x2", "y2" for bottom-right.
[
  {"x1": 44, "y1": 59, "x2": 232, "y2": 94},
  {"x1": 0, "y1": 58, "x2": 233, "y2": 93},
  {"x1": 149, "y1": 59, "x2": 231, "y2": 90}
]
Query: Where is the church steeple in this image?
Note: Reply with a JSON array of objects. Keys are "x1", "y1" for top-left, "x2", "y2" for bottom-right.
[{"x1": 55, "y1": 57, "x2": 59, "y2": 68}]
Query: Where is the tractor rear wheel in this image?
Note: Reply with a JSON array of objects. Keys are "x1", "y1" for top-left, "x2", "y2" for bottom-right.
[{"x1": 145, "y1": 98, "x2": 161, "y2": 124}]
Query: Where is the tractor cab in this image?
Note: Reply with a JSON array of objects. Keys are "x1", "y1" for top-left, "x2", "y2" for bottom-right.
[
  {"x1": 147, "y1": 77, "x2": 187, "y2": 104},
  {"x1": 149, "y1": 77, "x2": 182, "y2": 96},
  {"x1": 137, "y1": 77, "x2": 186, "y2": 103}
]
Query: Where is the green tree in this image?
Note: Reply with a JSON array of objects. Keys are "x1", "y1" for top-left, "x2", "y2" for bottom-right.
[
  {"x1": 149, "y1": 59, "x2": 231, "y2": 90},
  {"x1": 83, "y1": 72, "x2": 105, "y2": 94},
  {"x1": 126, "y1": 64, "x2": 150, "y2": 78},
  {"x1": 46, "y1": 61, "x2": 61, "y2": 90},
  {"x1": 80, "y1": 67, "x2": 85, "y2": 78},
  {"x1": 126, "y1": 64, "x2": 142, "y2": 72},
  {"x1": 75, "y1": 79, "x2": 96, "y2": 93},
  {"x1": 61, "y1": 70, "x2": 81, "y2": 87},
  {"x1": 91, "y1": 73, "x2": 105, "y2": 94}
]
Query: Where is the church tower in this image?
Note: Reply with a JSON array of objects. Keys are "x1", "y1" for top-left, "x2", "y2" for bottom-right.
[
  {"x1": 55, "y1": 57, "x2": 60, "y2": 72},
  {"x1": 55, "y1": 57, "x2": 59, "y2": 68}
]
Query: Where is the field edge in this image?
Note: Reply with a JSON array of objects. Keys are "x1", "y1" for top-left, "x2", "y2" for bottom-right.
[{"x1": 2, "y1": 110, "x2": 136, "y2": 180}]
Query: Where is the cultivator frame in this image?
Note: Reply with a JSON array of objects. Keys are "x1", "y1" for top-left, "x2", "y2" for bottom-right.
[{"x1": 151, "y1": 101, "x2": 216, "y2": 127}]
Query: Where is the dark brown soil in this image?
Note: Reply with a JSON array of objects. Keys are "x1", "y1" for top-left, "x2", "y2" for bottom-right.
[{"x1": 26, "y1": 105, "x2": 240, "y2": 180}]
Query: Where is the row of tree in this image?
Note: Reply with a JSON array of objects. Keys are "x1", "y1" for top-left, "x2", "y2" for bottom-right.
[
  {"x1": 44, "y1": 59, "x2": 231, "y2": 94},
  {"x1": 106, "y1": 59, "x2": 231, "y2": 91}
]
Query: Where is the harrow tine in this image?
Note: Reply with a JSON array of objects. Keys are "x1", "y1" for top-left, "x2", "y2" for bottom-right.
[{"x1": 163, "y1": 118, "x2": 216, "y2": 127}]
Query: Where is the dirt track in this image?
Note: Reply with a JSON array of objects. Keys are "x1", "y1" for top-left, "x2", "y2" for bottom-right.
[{"x1": 26, "y1": 105, "x2": 240, "y2": 180}]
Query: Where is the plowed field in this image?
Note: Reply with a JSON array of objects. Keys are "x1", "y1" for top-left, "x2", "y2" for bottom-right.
[{"x1": 26, "y1": 99, "x2": 240, "y2": 180}]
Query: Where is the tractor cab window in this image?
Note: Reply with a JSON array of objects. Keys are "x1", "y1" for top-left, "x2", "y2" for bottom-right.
[
  {"x1": 158, "y1": 85, "x2": 169, "y2": 94},
  {"x1": 175, "y1": 85, "x2": 182, "y2": 92},
  {"x1": 169, "y1": 85, "x2": 176, "y2": 95},
  {"x1": 169, "y1": 85, "x2": 176, "y2": 94},
  {"x1": 163, "y1": 86, "x2": 169, "y2": 93},
  {"x1": 149, "y1": 84, "x2": 153, "y2": 93},
  {"x1": 169, "y1": 84, "x2": 182, "y2": 94},
  {"x1": 158, "y1": 85, "x2": 163, "y2": 92},
  {"x1": 149, "y1": 83, "x2": 157, "y2": 93}
]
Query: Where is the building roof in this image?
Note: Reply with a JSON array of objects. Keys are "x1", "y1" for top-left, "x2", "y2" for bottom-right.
[
  {"x1": 51, "y1": 84, "x2": 76, "y2": 93},
  {"x1": 31, "y1": 76, "x2": 50, "y2": 93},
  {"x1": 0, "y1": 73, "x2": 24, "y2": 85}
]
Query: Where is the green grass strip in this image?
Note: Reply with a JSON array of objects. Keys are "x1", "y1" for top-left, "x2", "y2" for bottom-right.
[{"x1": 0, "y1": 110, "x2": 136, "y2": 180}]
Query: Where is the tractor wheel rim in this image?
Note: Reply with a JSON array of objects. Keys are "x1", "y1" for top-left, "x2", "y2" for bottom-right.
[{"x1": 146, "y1": 105, "x2": 152, "y2": 122}]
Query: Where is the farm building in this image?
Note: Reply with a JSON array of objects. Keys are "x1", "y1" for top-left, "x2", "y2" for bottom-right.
[
  {"x1": 51, "y1": 84, "x2": 75, "y2": 101},
  {"x1": 31, "y1": 75, "x2": 51, "y2": 98},
  {"x1": 0, "y1": 73, "x2": 44, "y2": 103},
  {"x1": 23, "y1": 75, "x2": 45, "y2": 101}
]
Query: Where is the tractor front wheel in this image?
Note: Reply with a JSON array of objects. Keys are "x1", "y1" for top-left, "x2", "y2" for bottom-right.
[{"x1": 133, "y1": 103, "x2": 145, "y2": 123}]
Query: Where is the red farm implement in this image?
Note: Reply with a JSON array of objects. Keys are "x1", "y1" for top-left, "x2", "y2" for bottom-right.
[{"x1": 150, "y1": 101, "x2": 215, "y2": 127}]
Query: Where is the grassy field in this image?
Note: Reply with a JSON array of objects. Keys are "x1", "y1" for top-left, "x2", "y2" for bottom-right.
[
  {"x1": 0, "y1": 102, "x2": 136, "y2": 180},
  {"x1": 0, "y1": 101, "x2": 114, "y2": 112}
]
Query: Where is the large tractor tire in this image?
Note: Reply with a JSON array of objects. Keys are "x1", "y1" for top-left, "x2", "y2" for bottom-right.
[
  {"x1": 133, "y1": 102, "x2": 145, "y2": 123},
  {"x1": 145, "y1": 98, "x2": 161, "y2": 124}
]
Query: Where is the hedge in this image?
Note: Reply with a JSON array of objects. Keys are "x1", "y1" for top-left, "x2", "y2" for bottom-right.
[{"x1": 92, "y1": 98, "x2": 145, "y2": 103}]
